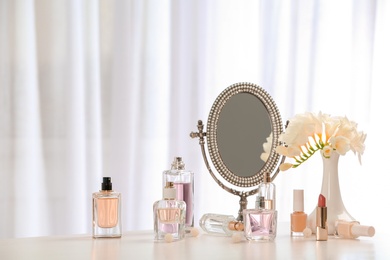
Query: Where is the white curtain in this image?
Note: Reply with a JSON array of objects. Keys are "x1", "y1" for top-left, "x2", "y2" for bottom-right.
[{"x1": 1, "y1": 0, "x2": 389, "y2": 238}]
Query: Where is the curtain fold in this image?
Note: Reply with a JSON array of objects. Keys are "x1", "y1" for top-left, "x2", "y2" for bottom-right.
[{"x1": 1, "y1": 0, "x2": 388, "y2": 238}]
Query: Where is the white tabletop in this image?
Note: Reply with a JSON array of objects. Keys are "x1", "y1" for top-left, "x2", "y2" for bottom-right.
[{"x1": 0, "y1": 223, "x2": 388, "y2": 260}]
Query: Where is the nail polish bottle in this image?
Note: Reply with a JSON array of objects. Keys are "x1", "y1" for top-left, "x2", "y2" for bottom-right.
[
  {"x1": 243, "y1": 172, "x2": 277, "y2": 241},
  {"x1": 199, "y1": 213, "x2": 244, "y2": 236},
  {"x1": 92, "y1": 177, "x2": 122, "y2": 238},
  {"x1": 290, "y1": 189, "x2": 307, "y2": 237},
  {"x1": 153, "y1": 182, "x2": 186, "y2": 242},
  {"x1": 334, "y1": 220, "x2": 375, "y2": 239},
  {"x1": 163, "y1": 157, "x2": 194, "y2": 228}
]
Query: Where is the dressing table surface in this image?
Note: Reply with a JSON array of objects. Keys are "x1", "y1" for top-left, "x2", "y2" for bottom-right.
[{"x1": 0, "y1": 223, "x2": 388, "y2": 260}]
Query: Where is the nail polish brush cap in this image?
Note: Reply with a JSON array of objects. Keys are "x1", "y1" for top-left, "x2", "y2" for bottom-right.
[
  {"x1": 351, "y1": 224, "x2": 375, "y2": 237},
  {"x1": 293, "y1": 189, "x2": 304, "y2": 212},
  {"x1": 101, "y1": 177, "x2": 112, "y2": 190}
]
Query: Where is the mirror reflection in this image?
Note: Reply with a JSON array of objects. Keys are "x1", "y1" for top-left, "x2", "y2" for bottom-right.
[{"x1": 216, "y1": 93, "x2": 271, "y2": 178}]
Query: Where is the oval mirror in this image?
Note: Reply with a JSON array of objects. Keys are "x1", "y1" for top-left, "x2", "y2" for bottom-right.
[
  {"x1": 191, "y1": 82, "x2": 284, "y2": 220},
  {"x1": 207, "y1": 83, "x2": 283, "y2": 186}
]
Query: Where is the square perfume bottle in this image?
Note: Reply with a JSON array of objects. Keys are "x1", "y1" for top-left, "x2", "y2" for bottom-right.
[
  {"x1": 153, "y1": 182, "x2": 186, "y2": 242},
  {"x1": 243, "y1": 209, "x2": 277, "y2": 241},
  {"x1": 92, "y1": 177, "x2": 122, "y2": 238},
  {"x1": 244, "y1": 172, "x2": 277, "y2": 241}
]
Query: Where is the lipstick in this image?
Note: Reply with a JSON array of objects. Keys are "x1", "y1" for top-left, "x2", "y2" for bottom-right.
[{"x1": 316, "y1": 194, "x2": 328, "y2": 241}]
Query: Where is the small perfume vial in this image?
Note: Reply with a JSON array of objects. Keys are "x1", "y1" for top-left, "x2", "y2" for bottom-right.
[
  {"x1": 290, "y1": 189, "x2": 307, "y2": 237},
  {"x1": 199, "y1": 213, "x2": 244, "y2": 236},
  {"x1": 243, "y1": 172, "x2": 277, "y2": 241},
  {"x1": 163, "y1": 157, "x2": 194, "y2": 228},
  {"x1": 153, "y1": 182, "x2": 186, "y2": 242},
  {"x1": 334, "y1": 220, "x2": 375, "y2": 239},
  {"x1": 92, "y1": 177, "x2": 121, "y2": 238}
]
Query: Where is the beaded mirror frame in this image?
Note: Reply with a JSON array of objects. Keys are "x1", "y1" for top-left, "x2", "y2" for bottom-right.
[{"x1": 191, "y1": 82, "x2": 284, "y2": 220}]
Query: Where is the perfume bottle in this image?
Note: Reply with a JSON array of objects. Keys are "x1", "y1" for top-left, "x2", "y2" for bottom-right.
[
  {"x1": 243, "y1": 172, "x2": 277, "y2": 241},
  {"x1": 290, "y1": 189, "x2": 307, "y2": 237},
  {"x1": 334, "y1": 220, "x2": 375, "y2": 239},
  {"x1": 163, "y1": 157, "x2": 194, "y2": 228},
  {"x1": 92, "y1": 177, "x2": 121, "y2": 238},
  {"x1": 199, "y1": 213, "x2": 244, "y2": 236},
  {"x1": 153, "y1": 182, "x2": 186, "y2": 242}
]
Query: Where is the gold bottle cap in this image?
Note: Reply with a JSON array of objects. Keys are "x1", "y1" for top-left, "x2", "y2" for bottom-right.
[
  {"x1": 263, "y1": 172, "x2": 271, "y2": 183},
  {"x1": 163, "y1": 182, "x2": 176, "y2": 199},
  {"x1": 228, "y1": 221, "x2": 244, "y2": 231},
  {"x1": 264, "y1": 199, "x2": 274, "y2": 210}
]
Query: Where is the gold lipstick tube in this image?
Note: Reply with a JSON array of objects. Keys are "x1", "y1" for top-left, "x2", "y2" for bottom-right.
[{"x1": 316, "y1": 206, "x2": 328, "y2": 241}]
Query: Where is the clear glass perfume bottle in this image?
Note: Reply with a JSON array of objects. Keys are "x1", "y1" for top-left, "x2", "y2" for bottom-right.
[
  {"x1": 243, "y1": 172, "x2": 277, "y2": 241},
  {"x1": 199, "y1": 213, "x2": 244, "y2": 236},
  {"x1": 163, "y1": 157, "x2": 194, "y2": 228},
  {"x1": 153, "y1": 182, "x2": 186, "y2": 242},
  {"x1": 291, "y1": 189, "x2": 307, "y2": 237},
  {"x1": 92, "y1": 177, "x2": 121, "y2": 238}
]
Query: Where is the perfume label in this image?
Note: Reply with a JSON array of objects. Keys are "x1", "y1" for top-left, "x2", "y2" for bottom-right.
[{"x1": 158, "y1": 208, "x2": 181, "y2": 223}]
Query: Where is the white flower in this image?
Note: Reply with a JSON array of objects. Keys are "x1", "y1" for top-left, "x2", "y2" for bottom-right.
[
  {"x1": 322, "y1": 145, "x2": 333, "y2": 158},
  {"x1": 275, "y1": 145, "x2": 301, "y2": 157},
  {"x1": 276, "y1": 111, "x2": 366, "y2": 171},
  {"x1": 279, "y1": 163, "x2": 294, "y2": 171},
  {"x1": 329, "y1": 136, "x2": 350, "y2": 155}
]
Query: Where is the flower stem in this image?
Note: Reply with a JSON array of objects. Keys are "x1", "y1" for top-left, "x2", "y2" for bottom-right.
[{"x1": 293, "y1": 141, "x2": 325, "y2": 168}]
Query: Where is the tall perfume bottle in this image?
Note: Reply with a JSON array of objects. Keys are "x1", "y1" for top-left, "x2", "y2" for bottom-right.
[
  {"x1": 334, "y1": 220, "x2": 375, "y2": 239},
  {"x1": 243, "y1": 172, "x2": 277, "y2": 241},
  {"x1": 163, "y1": 157, "x2": 194, "y2": 228},
  {"x1": 153, "y1": 182, "x2": 186, "y2": 242},
  {"x1": 92, "y1": 177, "x2": 122, "y2": 238},
  {"x1": 199, "y1": 213, "x2": 244, "y2": 236},
  {"x1": 290, "y1": 189, "x2": 307, "y2": 237}
]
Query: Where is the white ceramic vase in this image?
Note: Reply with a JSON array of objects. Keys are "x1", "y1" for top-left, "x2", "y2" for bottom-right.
[{"x1": 307, "y1": 152, "x2": 355, "y2": 235}]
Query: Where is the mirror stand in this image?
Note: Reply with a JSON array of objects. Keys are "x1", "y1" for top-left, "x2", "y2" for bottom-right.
[{"x1": 191, "y1": 120, "x2": 258, "y2": 221}]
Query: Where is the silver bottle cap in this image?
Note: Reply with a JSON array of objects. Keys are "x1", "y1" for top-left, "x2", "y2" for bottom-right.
[{"x1": 171, "y1": 157, "x2": 185, "y2": 170}]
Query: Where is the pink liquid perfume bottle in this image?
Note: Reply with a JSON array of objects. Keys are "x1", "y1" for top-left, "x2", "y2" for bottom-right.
[
  {"x1": 243, "y1": 172, "x2": 277, "y2": 241},
  {"x1": 153, "y1": 182, "x2": 186, "y2": 242},
  {"x1": 92, "y1": 177, "x2": 121, "y2": 238},
  {"x1": 163, "y1": 157, "x2": 194, "y2": 228}
]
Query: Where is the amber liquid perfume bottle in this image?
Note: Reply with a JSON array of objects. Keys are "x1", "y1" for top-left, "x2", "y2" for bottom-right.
[
  {"x1": 163, "y1": 157, "x2": 194, "y2": 228},
  {"x1": 243, "y1": 172, "x2": 277, "y2": 241},
  {"x1": 291, "y1": 189, "x2": 307, "y2": 237},
  {"x1": 92, "y1": 177, "x2": 121, "y2": 238},
  {"x1": 199, "y1": 213, "x2": 244, "y2": 236},
  {"x1": 153, "y1": 182, "x2": 186, "y2": 242}
]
